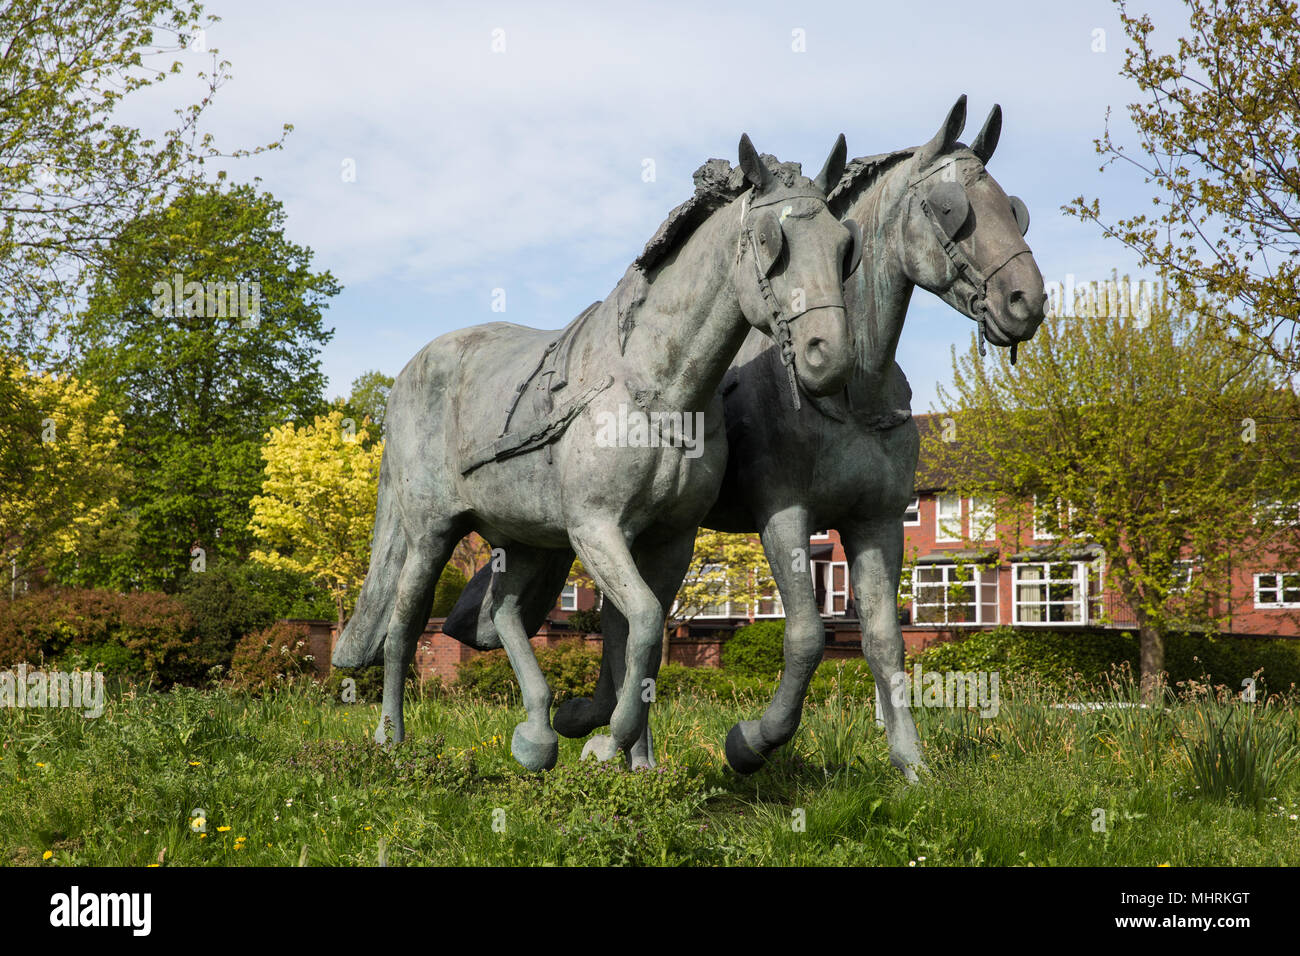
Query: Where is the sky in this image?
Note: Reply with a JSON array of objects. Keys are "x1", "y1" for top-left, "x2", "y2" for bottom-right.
[{"x1": 120, "y1": 0, "x2": 1191, "y2": 413}]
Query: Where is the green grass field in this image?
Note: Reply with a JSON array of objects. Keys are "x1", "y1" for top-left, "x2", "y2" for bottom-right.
[{"x1": 3, "y1": 668, "x2": 1298, "y2": 866}]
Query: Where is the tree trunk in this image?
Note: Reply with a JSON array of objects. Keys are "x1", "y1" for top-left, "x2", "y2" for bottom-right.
[{"x1": 1138, "y1": 622, "x2": 1165, "y2": 702}]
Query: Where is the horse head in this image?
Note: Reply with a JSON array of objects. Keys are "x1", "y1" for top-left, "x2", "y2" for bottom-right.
[
  {"x1": 733, "y1": 134, "x2": 860, "y2": 401},
  {"x1": 893, "y1": 95, "x2": 1046, "y2": 358}
]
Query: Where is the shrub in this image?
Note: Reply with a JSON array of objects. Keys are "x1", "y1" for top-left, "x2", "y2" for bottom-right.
[
  {"x1": 431, "y1": 564, "x2": 467, "y2": 617},
  {"x1": 228, "y1": 622, "x2": 316, "y2": 693},
  {"x1": 566, "y1": 608, "x2": 602, "y2": 634},
  {"x1": 720, "y1": 620, "x2": 786, "y2": 677},
  {"x1": 0, "y1": 589, "x2": 196, "y2": 682},
  {"x1": 912, "y1": 626, "x2": 1300, "y2": 693},
  {"x1": 178, "y1": 562, "x2": 333, "y2": 678},
  {"x1": 455, "y1": 639, "x2": 600, "y2": 702}
]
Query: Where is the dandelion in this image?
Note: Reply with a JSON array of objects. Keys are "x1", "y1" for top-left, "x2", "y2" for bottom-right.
[
  {"x1": 35, "y1": 762, "x2": 45, "y2": 768},
  {"x1": 42, "y1": 851, "x2": 53, "y2": 861},
  {"x1": 189, "y1": 761, "x2": 201, "y2": 767},
  {"x1": 217, "y1": 826, "x2": 231, "y2": 832}
]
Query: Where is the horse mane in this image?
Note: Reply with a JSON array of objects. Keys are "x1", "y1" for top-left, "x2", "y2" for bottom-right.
[
  {"x1": 827, "y1": 148, "x2": 915, "y2": 218},
  {"x1": 608, "y1": 154, "x2": 806, "y2": 352}
]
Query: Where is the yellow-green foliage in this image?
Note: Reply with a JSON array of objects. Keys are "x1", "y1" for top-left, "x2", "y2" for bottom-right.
[{"x1": 249, "y1": 408, "x2": 383, "y2": 622}]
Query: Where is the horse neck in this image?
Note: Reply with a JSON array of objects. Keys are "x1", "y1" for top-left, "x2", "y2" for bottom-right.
[
  {"x1": 624, "y1": 194, "x2": 751, "y2": 409},
  {"x1": 844, "y1": 167, "x2": 915, "y2": 404}
]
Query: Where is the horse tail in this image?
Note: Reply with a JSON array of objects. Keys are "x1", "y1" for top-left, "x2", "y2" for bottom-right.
[{"x1": 332, "y1": 480, "x2": 406, "y2": 668}]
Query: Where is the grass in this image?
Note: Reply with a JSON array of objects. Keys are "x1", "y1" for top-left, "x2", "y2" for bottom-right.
[{"x1": 2, "y1": 669, "x2": 1298, "y2": 866}]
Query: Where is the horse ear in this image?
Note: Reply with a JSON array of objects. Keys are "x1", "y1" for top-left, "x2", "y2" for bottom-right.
[
  {"x1": 813, "y1": 132, "x2": 847, "y2": 196},
  {"x1": 917, "y1": 94, "x2": 967, "y2": 167},
  {"x1": 739, "y1": 134, "x2": 771, "y2": 191},
  {"x1": 971, "y1": 104, "x2": 1002, "y2": 165}
]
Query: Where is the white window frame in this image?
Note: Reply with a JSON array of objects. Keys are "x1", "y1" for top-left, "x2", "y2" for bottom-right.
[
  {"x1": 903, "y1": 497, "x2": 921, "y2": 526},
  {"x1": 1013, "y1": 561, "x2": 1092, "y2": 625},
  {"x1": 810, "y1": 530, "x2": 831, "y2": 540},
  {"x1": 1254, "y1": 572, "x2": 1300, "y2": 609},
  {"x1": 687, "y1": 562, "x2": 732, "y2": 619},
  {"x1": 935, "y1": 494, "x2": 962, "y2": 543},
  {"x1": 911, "y1": 563, "x2": 998, "y2": 627},
  {"x1": 967, "y1": 496, "x2": 996, "y2": 542},
  {"x1": 559, "y1": 583, "x2": 579, "y2": 611},
  {"x1": 811, "y1": 559, "x2": 850, "y2": 616}
]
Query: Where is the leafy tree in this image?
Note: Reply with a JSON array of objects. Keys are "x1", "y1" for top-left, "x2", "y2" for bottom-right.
[
  {"x1": 0, "y1": 0, "x2": 287, "y2": 360},
  {"x1": 249, "y1": 408, "x2": 383, "y2": 631},
  {"x1": 0, "y1": 357, "x2": 132, "y2": 594},
  {"x1": 1066, "y1": 0, "x2": 1300, "y2": 380},
  {"x1": 73, "y1": 181, "x2": 339, "y2": 588},
  {"x1": 667, "y1": 530, "x2": 775, "y2": 661},
  {"x1": 343, "y1": 370, "x2": 394, "y2": 435},
  {"x1": 927, "y1": 297, "x2": 1300, "y2": 695}
]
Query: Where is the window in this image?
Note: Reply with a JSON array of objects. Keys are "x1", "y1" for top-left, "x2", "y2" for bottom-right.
[
  {"x1": 1170, "y1": 560, "x2": 1195, "y2": 594},
  {"x1": 681, "y1": 563, "x2": 731, "y2": 618},
  {"x1": 1033, "y1": 496, "x2": 1076, "y2": 540},
  {"x1": 912, "y1": 563, "x2": 998, "y2": 626},
  {"x1": 968, "y1": 497, "x2": 996, "y2": 542},
  {"x1": 1255, "y1": 572, "x2": 1300, "y2": 609},
  {"x1": 903, "y1": 497, "x2": 921, "y2": 526},
  {"x1": 754, "y1": 588, "x2": 784, "y2": 618},
  {"x1": 811, "y1": 560, "x2": 849, "y2": 616},
  {"x1": 1013, "y1": 561, "x2": 1096, "y2": 624},
  {"x1": 559, "y1": 583, "x2": 578, "y2": 611},
  {"x1": 936, "y1": 494, "x2": 962, "y2": 542},
  {"x1": 810, "y1": 530, "x2": 831, "y2": 540}
]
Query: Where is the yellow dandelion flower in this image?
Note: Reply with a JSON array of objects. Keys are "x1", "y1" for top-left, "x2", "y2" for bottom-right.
[
  {"x1": 189, "y1": 761, "x2": 201, "y2": 767},
  {"x1": 42, "y1": 851, "x2": 53, "y2": 861},
  {"x1": 217, "y1": 826, "x2": 231, "y2": 832},
  {"x1": 35, "y1": 762, "x2": 45, "y2": 768},
  {"x1": 234, "y1": 844, "x2": 245, "y2": 851},
  {"x1": 199, "y1": 833, "x2": 207, "y2": 839},
  {"x1": 147, "y1": 864, "x2": 160, "y2": 868}
]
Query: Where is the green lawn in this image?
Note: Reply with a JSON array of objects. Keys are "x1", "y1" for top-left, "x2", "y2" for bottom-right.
[{"x1": 3, "y1": 671, "x2": 1298, "y2": 866}]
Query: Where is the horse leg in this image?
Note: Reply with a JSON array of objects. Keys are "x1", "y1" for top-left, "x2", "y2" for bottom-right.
[
  {"x1": 489, "y1": 546, "x2": 562, "y2": 772},
  {"x1": 725, "y1": 506, "x2": 822, "y2": 773},
  {"x1": 571, "y1": 526, "x2": 692, "y2": 763},
  {"x1": 553, "y1": 605, "x2": 622, "y2": 738},
  {"x1": 376, "y1": 523, "x2": 457, "y2": 745},
  {"x1": 841, "y1": 517, "x2": 927, "y2": 782}
]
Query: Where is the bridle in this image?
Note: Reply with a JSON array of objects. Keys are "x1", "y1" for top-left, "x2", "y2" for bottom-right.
[
  {"x1": 737, "y1": 189, "x2": 847, "y2": 410},
  {"x1": 908, "y1": 164, "x2": 1032, "y2": 364}
]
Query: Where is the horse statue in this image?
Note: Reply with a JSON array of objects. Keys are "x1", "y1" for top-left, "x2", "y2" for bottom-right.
[
  {"x1": 332, "y1": 134, "x2": 864, "y2": 772},
  {"x1": 442, "y1": 96, "x2": 1047, "y2": 781}
]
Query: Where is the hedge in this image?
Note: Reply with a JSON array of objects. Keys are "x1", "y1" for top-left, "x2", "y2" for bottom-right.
[{"x1": 913, "y1": 625, "x2": 1300, "y2": 693}]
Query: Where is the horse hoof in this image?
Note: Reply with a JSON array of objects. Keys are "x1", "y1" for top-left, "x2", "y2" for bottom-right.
[
  {"x1": 554, "y1": 697, "x2": 605, "y2": 738},
  {"x1": 511, "y1": 723, "x2": 558, "y2": 772},
  {"x1": 580, "y1": 734, "x2": 619, "y2": 763},
  {"x1": 630, "y1": 752, "x2": 655, "y2": 771},
  {"x1": 725, "y1": 721, "x2": 767, "y2": 775}
]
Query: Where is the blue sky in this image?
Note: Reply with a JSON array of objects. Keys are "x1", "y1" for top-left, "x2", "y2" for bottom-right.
[{"x1": 125, "y1": 0, "x2": 1190, "y2": 412}]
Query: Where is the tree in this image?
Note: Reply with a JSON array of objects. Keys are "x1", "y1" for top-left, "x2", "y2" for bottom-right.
[
  {"x1": 1065, "y1": 0, "x2": 1300, "y2": 380},
  {"x1": 0, "y1": 0, "x2": 288, "y2": 362},
  {"x1": 248, "y1": 409, "x2": 384, "y2": 631},
  {"x1": 73, "y1": 181, "x2": 339, "y2": 588},
  {"x1": 926, "y1": 297, "x2": 1300, "y2": 696},
  {"x1": 343, "y1": 370, "x2": 394, "y2": 435},
  {"x1": 0, "y1": 358, "x2": 131, "y2": 594},
  {"x1": 667, "y1": 530, "x2": 776, "y2": 662}
]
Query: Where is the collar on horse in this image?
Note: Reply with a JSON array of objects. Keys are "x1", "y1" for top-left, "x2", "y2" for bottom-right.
[{"x1": 908, "y1": 164, "x2": 1031, "y2": 365}]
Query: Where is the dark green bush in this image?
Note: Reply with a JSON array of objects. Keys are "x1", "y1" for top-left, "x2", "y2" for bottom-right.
[
  {"x1": 177, "y1": 562, "x2": 335, "y2": 679},
  {"x1": 455, "y1": 639, "x2": 601, "y2": 702},
  {"x1": 720, "y1": 620, "x2": 786, "y2": 677},
  {"x1": 431, "y1": 564, "x2": 467, "y2": 617},
  {"x1": 913, "y1": 626, "x2": 1300, "y2": 693},
  {"x1": 566, "y1": 608, "x2": 602, "y2": 634}
]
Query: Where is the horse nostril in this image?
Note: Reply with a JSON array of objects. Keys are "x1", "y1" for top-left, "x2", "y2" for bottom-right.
[
  {"x1": 804, "y1": 338, "x2": 827, "y2": 368},
  {"x1": 1008, "y1": 290, "x2": 1045, "y2": 322}
]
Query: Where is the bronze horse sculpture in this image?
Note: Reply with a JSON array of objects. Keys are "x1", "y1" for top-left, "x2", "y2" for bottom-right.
[
  {"x1": 442, "y1": 96, "x2": 1047, "y2": 780},
  {"x1": 332, "y1": 134, "x2": 863, "y2": 771}
]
